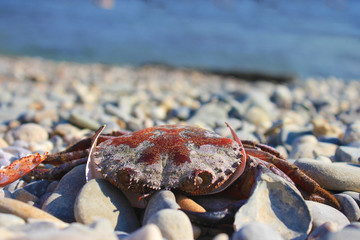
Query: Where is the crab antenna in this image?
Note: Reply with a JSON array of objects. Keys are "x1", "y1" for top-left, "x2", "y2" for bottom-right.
[{"x1": 85, "y1": 125, "x2": 106, "y2": 182}]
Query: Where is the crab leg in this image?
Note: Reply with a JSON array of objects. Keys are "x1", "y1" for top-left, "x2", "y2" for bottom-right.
[
  {"x1": 245, "y1": 148, "x2": 341, "y2": 210},
  {"x1": 0, "y1": 153, "x2": 48, "y2": 187}
]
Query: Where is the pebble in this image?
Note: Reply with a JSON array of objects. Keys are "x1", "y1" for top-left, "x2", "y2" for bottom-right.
[
  {"x1": 74, "y1": 179, "x2": 140, "y2": 232},
  {"x1": 305, "y1": 201, "x2": 350, "y2": 230},
  {"x1": 11, "y1": 123, "x2": 49, "y2": 143},
  {"x1": 341, "y1": 191, "x2": 360, "y2": 206},
  {"x1": 234, "y1": 171, "x2": 311, "y2": 240},
  {"x1": 143, "y1": 190, "x2": 180, "y2": 225},
  {"x1": 322, "y1": 228, "x2": 360, "y2": 240},
  {"x1": 147, "y1": 209, "x2": 193, "y2": 240},
  {"x1": 307, "y1": 222, "x2": 339, "y2": 240},
  {"x1": 12, "y1": 188, "x2": 39, "y2": 205},
  {"x1": 69, "y1": 112, "x2": 100, "y2": 130},
  {"x1": 335, "y1": 146, "x2": 360, "y2": 163},
  {"x1": 294, "y1": 159, "x2": 360, "y2": 192},
  {"x1": 0, "y1": 197, "x2": 68, "y2": 228},
  {"x1": 333, "y1": 193, "x2": 360, "y2": 222},
  {"x1": 232, "y1": 222, "x2": 284, "y2": 240},
  {"x1": 175, "y1": 194, "x2": 206, "y2": 213},
  {"x1": 343, "y1": 121, "x2": 360, "y2": 144},
  {"x1": 188, "y1": 102, "x2": 230, "y2": 127},
  {"x1": 125, "y1": 224, "x2": 163, "y2": 240},
  {"x1": 42, "y1": 164, "x2": 86, "y2": 222},
  {"x1": 0, "y1": 213, "x2": 26, "y2": 227}
]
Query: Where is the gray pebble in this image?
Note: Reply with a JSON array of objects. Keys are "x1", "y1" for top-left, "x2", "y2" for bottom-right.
[
  {"x1": 12, "y1": 188, "x2": 39, "y2": 205},
  {"x1": 341, "y1": 191, "x2": 360, "y2": 207},
  {"x1": 232, "y1": 222, "x2": 283, "y2": 240},
  {"x1": 188, "y1": 102, "x2": 230, "y2": 127},
  {"x1": 22, "y1": 180, "x2": 52, "y2": 198},
  {"x1": 306, "y1": 201, "x2": 350, "y2": 229},
  {"x1": 0, "y1": 213, "x2": 25, "y2": 227},
  {"x1": 294, "y1": 159, "x2": 360, "y2": 192},
  {"x1": 0, "y1": 189, "x2": 12, "y2": 198},
  {"x1": 335, "y1": 146, "x2": 360, "y2": 163},
  {"x1": 125, "y1": 224, "x2": 163, "y2": 240},
  {"x1": 69, "y1": 112, "x2": 100, "y2": 130},
  {"x1": 12, "y1": 123, "x2": 49, "y2": 143},
  {"x1": 42, "y1": 164, "x2": 86, "y2": 222},
  {"x1": 323, "y1": 228, "x2": 360, "y2": 240},
  {"x1": 147, "y1": 209, "x2": 193, "y2": 240},
  {"x1": 343, "y1": 121, "x2": 360, "y2": 144},
  {"x1": 334, "y1": 193, "x2": 360, "y2": 222},
  {"x1": 74, "y1": 179, "x2": 140, "y2": 232},
  {"x1": 143, "y1": 190, "x2": 179, "y2": 225}
]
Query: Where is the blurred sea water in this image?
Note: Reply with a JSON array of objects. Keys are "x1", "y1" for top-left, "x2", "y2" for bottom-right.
[{"x1": 0, "y1": 0, "x2": 359, "y2": 80}]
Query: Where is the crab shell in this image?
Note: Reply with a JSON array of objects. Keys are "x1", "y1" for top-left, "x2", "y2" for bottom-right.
[{"x1": 86, "y1": 125, "x2": 245, "y2": 196}]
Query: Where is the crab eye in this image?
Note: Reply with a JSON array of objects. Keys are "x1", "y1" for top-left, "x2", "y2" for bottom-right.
[
  {"x1": 117, "y1": 167, "x2": 136, "y2": 187},
  {"x1": 194, "y1": 171, "x2": 213, "y2": 188}
]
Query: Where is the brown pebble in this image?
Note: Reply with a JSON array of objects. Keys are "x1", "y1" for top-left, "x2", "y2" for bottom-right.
[{"x1": 176, "y1": 194, "x2": 206, "y2": 213}]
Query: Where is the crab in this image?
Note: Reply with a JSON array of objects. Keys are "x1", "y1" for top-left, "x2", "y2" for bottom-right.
[{"x1": 0, "y1": 124, "x2": 341, "y2": 214}]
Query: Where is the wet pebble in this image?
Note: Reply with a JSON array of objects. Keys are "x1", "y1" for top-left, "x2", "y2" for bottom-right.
[
  {"x1": 147, "y1": 209, "x2": 193, "y2": 240},
  {"x1": 294, "y1": 159, "x2": 360, "y2": 192},
  {"x1": 74, "y1": 179, "x2": 140, "y2": 232},
  {"x1": 42, "y1": 164, "x2": 86, "y2": 222}
]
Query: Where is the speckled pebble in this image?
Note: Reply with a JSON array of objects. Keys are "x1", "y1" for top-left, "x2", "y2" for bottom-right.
[
  {"x1": 74, "y1": 179, "x2": 140, "y2": 232},
  {"x1": 147, "y1": 209, "x2": 193, "y2": 240}
]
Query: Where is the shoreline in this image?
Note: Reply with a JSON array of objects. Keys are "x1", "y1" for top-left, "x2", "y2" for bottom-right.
[{"x1": 0, "y1": 54, "x2": 359, "y2": 239}]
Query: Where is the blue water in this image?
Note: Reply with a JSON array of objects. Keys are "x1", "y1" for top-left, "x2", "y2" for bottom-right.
[{"x1": 0, "y1": 0, "x2": 359, "y2": 79}]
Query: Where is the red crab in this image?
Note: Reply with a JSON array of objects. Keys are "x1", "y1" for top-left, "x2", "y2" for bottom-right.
[{"x1": 0, "y1": 124, "x2": 340, "y2": 212}]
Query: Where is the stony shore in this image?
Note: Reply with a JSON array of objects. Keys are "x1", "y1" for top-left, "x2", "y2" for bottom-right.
[{"x1": 0, "y1": 55, "x2": 359, "y2": 240}]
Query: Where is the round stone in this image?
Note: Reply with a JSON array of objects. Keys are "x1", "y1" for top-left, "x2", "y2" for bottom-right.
[
  {"x1": 306, "y1": 201, "x2": 350, "y2": 229},
  {"x1": 294, "y1": 159, "x2": 360, "y2": 192},
  {"x1": 147, "y1": 209, "x2": 193, "y2": 240},
  {"x1": 232, "y1": 222, "x2": 283, "y2": 240},
  {"x1": 12, "y1": 123, "x2": 48, "y2": 143},
  {"x1": 74, "y1": 179, "x2": 140, "y2": 232}
]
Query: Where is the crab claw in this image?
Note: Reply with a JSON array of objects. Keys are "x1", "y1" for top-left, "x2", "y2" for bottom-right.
[{"x1": 0, "y1": 153, "x2": 48, "y2": 187}]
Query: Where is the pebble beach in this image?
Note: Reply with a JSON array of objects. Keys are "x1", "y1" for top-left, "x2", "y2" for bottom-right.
[{"x1": 0, "y1": 54, "x2": 360, "y2": 240}]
